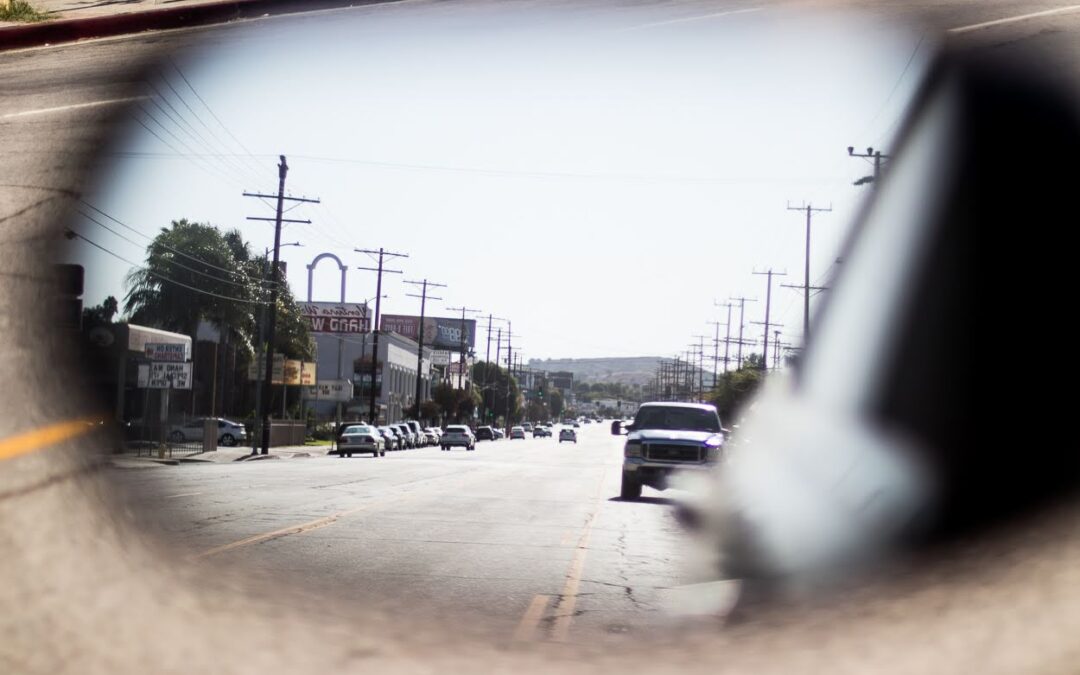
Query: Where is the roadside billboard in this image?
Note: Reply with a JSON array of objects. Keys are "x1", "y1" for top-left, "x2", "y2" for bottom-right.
[
  {"x1": 248, "y1": 354, "x2": 286, "y2": 384},
  {"x1": 300, "y1": 361, "x2": 317, "y2": 386},
  {"x1": 380, "y1": 314, "x2": 476, "y2": 351},
  {"x1": 301, "y1": 302, "x2": 370, "y2": 334},
  {"x1": 284, "y1": 359, "x2": 302, "y2": 385}
]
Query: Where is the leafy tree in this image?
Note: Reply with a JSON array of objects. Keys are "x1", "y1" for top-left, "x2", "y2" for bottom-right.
[
  {"x1": 707, "y1": 357, "x2": 765, "y2": 425},
  {"x1": 123, "y1": 219, "x2": 311, "y2": 361},
  {"x1": 419, "y1": 400, "x2": 442, "y2": 424},
  {"x1": 471, "y1": 361, "x2": 521, "y2": 423},
  {"x1": 432, "y1": 382, "x2": 481, "y2": 423},
  {"x1": 82, "y1": 295, "x2": 118, "y2": 330},
  {"x1": 548, "y1": 390, "x2": 565, "y2": 419}
]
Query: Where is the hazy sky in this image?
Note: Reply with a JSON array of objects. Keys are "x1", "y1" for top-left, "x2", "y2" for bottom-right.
[{"x1": 63, "y1": 3, "x2": 928, "y2": 362}]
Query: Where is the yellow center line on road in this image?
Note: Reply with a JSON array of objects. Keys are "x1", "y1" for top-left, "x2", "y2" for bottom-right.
[
  {"x1": 0, "y1": 418, "x2": 99, "y2": 463},
  {"x1": 512, "y1": 594, "x2": 552, "y2": 643},
  {"x1": 948, "y1": 5, "x2": 1080, "y2": 34},
  {"x1": 513, "y1": 465, "x2": 610, "y2": 644},
  {"x1": 191, "y1": 473, "x2": 468, "y2": 560}
]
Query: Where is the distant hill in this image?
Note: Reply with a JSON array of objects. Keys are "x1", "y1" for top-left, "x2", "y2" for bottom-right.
[{"x1": 528, "y1": 357, "x2": 664, "y2": 386}]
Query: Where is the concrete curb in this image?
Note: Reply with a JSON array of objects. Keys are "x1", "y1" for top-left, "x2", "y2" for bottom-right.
[
  {"x1": 237, "y1": 453, "x2": 280, "y2": 461},
  {"x1": 0, "y1": 0, "x2": 393, "y2": 52}
]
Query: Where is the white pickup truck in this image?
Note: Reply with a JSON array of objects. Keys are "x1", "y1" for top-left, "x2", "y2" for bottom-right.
[{"x1": 612, "y1": 402, "x2": 725, "y2": 499}]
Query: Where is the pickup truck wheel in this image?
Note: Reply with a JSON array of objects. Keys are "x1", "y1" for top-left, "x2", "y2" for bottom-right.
[{"x1": 620, "y1": 472, "x2": 642, "y2": 500}]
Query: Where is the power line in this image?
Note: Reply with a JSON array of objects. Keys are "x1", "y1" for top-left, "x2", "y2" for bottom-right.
[
  {"x1": 78, "y1": 201, "x2": 275, "y2": 287},
  {"x1": 66, "y1": 229, "x2": 267, "y2": 306}
]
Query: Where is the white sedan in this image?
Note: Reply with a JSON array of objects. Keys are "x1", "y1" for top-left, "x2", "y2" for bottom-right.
[{"x1": 336, "y1": 424, "x2": 385, "y2": 458}]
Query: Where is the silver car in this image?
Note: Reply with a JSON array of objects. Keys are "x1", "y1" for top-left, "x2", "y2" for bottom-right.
[
  {"x1": 336, "y1": 424, "x2": 385, "y2": 458},
  {"x1": 167, "y1": 417, "x2": 247, "y2": 446},
  {"x1": 440, "y1": 425, "x2": 475, "y2": 451}
]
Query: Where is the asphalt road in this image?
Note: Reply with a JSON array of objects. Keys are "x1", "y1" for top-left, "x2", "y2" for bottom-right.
[
  {"x1": 6, "y1": 1, "x2": 1080, "y2": 673},
  {"x1": 110, "y1": 423, "x2": 703, "y2": 645}
]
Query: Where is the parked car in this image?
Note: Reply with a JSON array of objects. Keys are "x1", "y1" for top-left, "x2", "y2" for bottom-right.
[
  {"x1": 475, "y1": 426, "x2": 496, "y2": 441},
  {"x1": 441, "y1": 425, "x2": 475, "y2": 451},
  {"x1": 423, "y1": 428, "x2": 440, "y2": 445},
  {"x1": 167, "y1": 417, "x2": 247, "y2": 446},
  {"x1": 394, "y1": 423, "x2": 415, "y2": 448},
  {"x1": 510, "y1": 426, "x2": 526, "y2": 439},
  {"x1": 404, "y1": 421, "x2": 426, "y2": 446},
  {"x1": 380, "y1": 426, "x2": 402, "y2": 450},
  {"x1": 335, "y1": 424, "x2": 385, "y2": 458},
  {"x1": 559, "y1": 427, "x2": 577, "y2": 443}
]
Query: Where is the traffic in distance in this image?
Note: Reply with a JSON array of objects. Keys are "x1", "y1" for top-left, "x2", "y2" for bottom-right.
[{"x1": 201, "y1": 401, "x2": 730, "y2": 502}]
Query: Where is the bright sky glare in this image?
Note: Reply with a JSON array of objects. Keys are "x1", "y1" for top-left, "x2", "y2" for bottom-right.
[{"x1": 63, "y1": 3, "x2": 929, "y2": 361}]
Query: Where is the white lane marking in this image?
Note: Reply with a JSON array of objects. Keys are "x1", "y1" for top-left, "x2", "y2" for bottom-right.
[
  {"x1": 618, "y1": 7, "x2": 763, "y2": 32},
  {"x1": 948, "y1": 4, "x2": 1080, "y2": 34},
  {"x1": 164, "y1": 491, "x2": 203, "y2": 499},
  {"x1": 0, "y1": 96, "x2": 146, "y2": 120}
]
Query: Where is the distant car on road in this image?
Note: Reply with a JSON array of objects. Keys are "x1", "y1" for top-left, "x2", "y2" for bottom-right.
[
  {"x1": 423, "y1": 428, "x2": 440, "y2": 445},
  {"x1": 492, "y1": 428, "x2": 505, "y2": 439},
  {"x1": 335, "y1": 424, "x2": 385, "y2": 458},
  {"x1": 559, "y1": 427, "x2": 577, "y2": 444},
  {"x1": 510, "y1": 426, "x2": 526, "y2": 439},
  {"x1": 522, "y1": 423, "x2": 533, "y2": 433},
  {"x1": 475, "y1": 426, "x2": 496, "y2": 441},
  {"x1": 533, "y1": 425, "x2": 551, "y2": 438},
  {"x1": 168, "y1": 417, "x2": 247, "y2": 446},
  {"x1": 441, "y1": 425, "x2": 475, "y2": 451}
]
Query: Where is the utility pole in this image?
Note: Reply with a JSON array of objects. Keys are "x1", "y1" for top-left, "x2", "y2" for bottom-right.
[
  {"x1": 773, "y1": 330, "x2": 783, "y2": 369},
  {"x1": 714, "y1": 300, "x2": 734, "y2": 374},
  {"x1": 482, "y1": 314, "x2": 506, "y2": 424},
  {"x1": 706, "y1": 320, "x2": 723, "y2": 388},
  {"x1": 404, "y1": 279, "x2": 446, "y2": 420},
  {"x1": 505, "y1": 322, "x2": 513, "y2": 432},
  {"x1": 729, "y1": 296, "x2": 757, "y2": 370},
  {"x1": 251, "y1": 243, "x2": 300, "y2": 453},
  {"x1": 355, "y1": 247, "x2": 408, "y2": 424},
  {"x1": 691, "y1": 336, "x2": 707, "y2": 399},
  {"x1": 786, "y1": 202, "x2": 832, "y2": 342},
  {"x1": 752, "y1": 269, "x2": 787, "y2": 372},
  {"x1": 243, "y1": 156, "x2": 319, "y2": 455},
  {"x1": 445, "y1": 305, "x2": 481, "y2": 390},
  {"x1": 847, "y1": 146, "x2": 891, "y2": 186}
]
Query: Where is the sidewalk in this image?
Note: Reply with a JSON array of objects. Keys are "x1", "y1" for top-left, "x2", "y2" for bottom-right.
[
  {"x1": 0, "y1": 0, "x2": 384, "y2": 51},
  {"x1": 110, "y1": 443, "x2": 333, "y2": 467}
]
